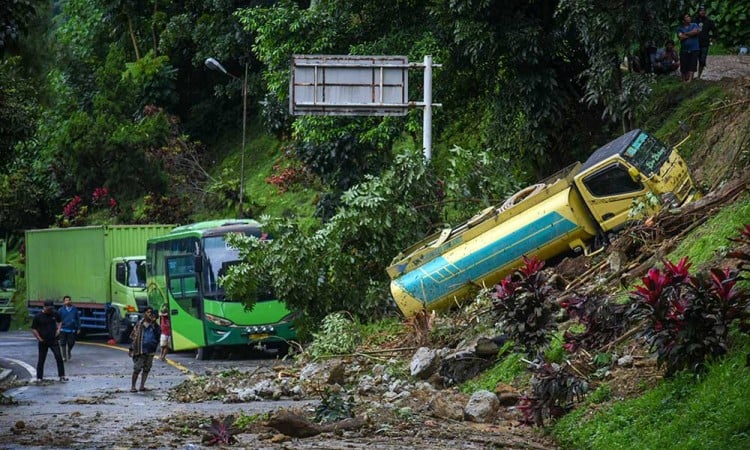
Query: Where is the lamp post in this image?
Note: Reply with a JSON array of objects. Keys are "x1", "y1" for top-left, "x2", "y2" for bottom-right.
[{"x1": 205, "y1": 57, "x2": 248, "y2": 217}]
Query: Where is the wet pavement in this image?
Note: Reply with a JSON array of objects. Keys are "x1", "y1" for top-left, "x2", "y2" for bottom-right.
[{"x1": 0, "y1": 331, "x2": 315, "y2": 449}]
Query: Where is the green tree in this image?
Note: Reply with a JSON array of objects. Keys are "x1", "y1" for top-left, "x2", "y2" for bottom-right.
[{"x1": 222, "y1": 148, "x2": 441, "y2": 327}]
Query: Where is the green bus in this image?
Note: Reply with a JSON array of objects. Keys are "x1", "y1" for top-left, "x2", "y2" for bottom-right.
[{"x1": 146, "y1": 219, "x2": 296, "y2": 359}]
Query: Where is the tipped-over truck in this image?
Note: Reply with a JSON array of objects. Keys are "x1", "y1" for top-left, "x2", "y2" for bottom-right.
[
  {"x1": 387, "y1": 129, "x2": 700, "y2": 317},
  {"x1": 26, "y1": 225, "x2": 174, "y2": 342}
]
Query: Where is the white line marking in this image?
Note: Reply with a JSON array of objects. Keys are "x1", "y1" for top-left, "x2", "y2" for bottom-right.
[{"x1": 3, "y1": 356, "x2": 36, "y2": 378}]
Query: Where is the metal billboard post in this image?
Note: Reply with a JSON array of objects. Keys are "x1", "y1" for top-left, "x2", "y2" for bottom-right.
[{"x1": 423, "y1": 55, "x2": 433, "y2": 161}]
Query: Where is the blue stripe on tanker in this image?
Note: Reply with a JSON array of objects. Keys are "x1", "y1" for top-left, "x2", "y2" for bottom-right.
[{"x1": 393, "y1": 211, "x2": 578, "y2": 305}]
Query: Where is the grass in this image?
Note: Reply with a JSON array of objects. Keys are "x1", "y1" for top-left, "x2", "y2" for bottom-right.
[
  {"x1": 552, "y1": 333, "x2": 750, "y2": 450},
  {"x1": 667, "y1": 193, "x2": 750, "y2": 267},
  {"x1": 460, "y1": 343, "x2": 528, "y2": 394}
]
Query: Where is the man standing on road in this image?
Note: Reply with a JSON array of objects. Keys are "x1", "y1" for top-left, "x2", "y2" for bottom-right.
[
  {"x1": 128, "y1": 306, "x2": 160, "y2": 392},
  {"x1": 694, "y1": 5, "x2": 717, "y2": 79},
  {"x1": 31, "y1": 300, "x2": 67, "y2": 382},
  {"x1": 58, "y1": 295, "x2": 80, "y2": 361}
]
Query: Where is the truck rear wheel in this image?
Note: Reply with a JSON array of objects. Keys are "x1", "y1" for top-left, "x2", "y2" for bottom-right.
[
  {"x1": 108, "y1": 309, "x2": 128, "y2": 343},
  {"x1": 0, "y1": 314, "x2": 11, "y2": 332}
]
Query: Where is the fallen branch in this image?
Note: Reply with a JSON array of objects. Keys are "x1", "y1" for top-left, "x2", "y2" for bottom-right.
[{"x1": 265, "y1": 410, "x2": 367, "y2": 438}]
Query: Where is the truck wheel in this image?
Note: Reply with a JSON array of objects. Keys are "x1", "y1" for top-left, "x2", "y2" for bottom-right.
[
  {"x1": 0, "y1": 314, "x2": 11, "y2": 332},
  {"x1": 108, "y1": 309, "x2": 128, "y2": 343},
  {"x1": 195, "y1": 347, "x2": 212, "y2": 360}
]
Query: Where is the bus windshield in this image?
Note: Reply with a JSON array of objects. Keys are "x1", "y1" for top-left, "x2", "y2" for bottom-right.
[{"x1": 202, "y1": 235, "x2": 242, "y2": 301}]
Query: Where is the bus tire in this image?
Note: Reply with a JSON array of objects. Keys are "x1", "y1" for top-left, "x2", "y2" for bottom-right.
[
  {"x1": 0, "y1": 314, "x2": 11, "y2": 332},
  {"x1": 195, "y1": 347, "x2": 212, "y2": 360}
]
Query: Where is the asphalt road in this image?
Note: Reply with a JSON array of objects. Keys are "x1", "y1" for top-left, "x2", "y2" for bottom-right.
[{"x1": 0, "y1": 330, "x2": 310, "y2": 449}]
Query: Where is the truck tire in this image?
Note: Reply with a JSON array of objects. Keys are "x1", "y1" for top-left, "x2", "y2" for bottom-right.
[
  {"x1": 0, "y1": 314, "x2": 11, "y2": 332},
  {"x1": 195, "y1": 347, "x2": 212, "y2": 360},
  {"x1": 108, "y1": 309, "x2": 128, "y2": 344}
]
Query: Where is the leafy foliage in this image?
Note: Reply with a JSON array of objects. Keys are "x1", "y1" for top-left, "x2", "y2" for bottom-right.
[
  {"x1": 202, "y1": 415, "x2": 238, "y2": 446},
  {"x1": 704, "y1": 0, "x2": 750, "y2": 48},
  {"x1": 306, "y1": 312, "x2": 361, "y2": 359},
  {"x1": 222, "y1": 149, "x2": 442, "y2": 327},
  {"x1": 491, "y1": 256, "x2": 558, "y2": 355},
  {"x1": 630, "y1": 256, "x2": 750, "y2": 376},
  {"x1": 315, "y1": 387, "x2": 355, "y2": 423},
  {"x1": 518, "y1": 361, "x2": 588, "y2": 426},
  {"x1": 561, "y1": 294, "x2": 632, "y2": 352}
]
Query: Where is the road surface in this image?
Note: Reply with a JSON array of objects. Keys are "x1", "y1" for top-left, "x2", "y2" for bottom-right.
[{"x1": 0, "y1": 331, "x2": 310, "y2": 448}]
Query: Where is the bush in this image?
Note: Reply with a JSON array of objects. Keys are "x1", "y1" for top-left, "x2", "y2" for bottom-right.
[
  {"x1": 491, "y1": 256, "x2": 558, "y2": 355},
  {"x1": 630, "y1": 255, "x2": 750, "y2": 376}
]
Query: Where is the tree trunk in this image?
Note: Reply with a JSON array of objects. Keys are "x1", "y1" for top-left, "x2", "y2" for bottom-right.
[{"x1": 128, "y1": 16, "x2": 141, "y2": 60}]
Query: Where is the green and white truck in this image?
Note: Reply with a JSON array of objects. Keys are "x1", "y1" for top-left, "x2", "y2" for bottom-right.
[{"x1": 26, "y1": 225, "x2": 174, "y2": 342}]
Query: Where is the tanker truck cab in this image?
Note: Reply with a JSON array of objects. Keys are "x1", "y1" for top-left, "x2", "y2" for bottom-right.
[
  {"x1": 573, "y1": 129, "x2": 698, "y2": 234},
  {"x1": 107, "y1": 256, "x2": 149, "y2": 342}
]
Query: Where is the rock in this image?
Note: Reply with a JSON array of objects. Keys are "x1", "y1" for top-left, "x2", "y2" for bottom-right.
[
  {"x1": 428, "y1": 396, "x2": 465, "y2": 421},
  {"x1": 617, "y1": 355, "x2": 634, "y2": 367},
  {"x1": 439, "y1": 349, "x2": 495, "y2": 385},
  {"x1": 410, "y1": 347, "x2": 440, "y2": 379},
  {"x1": 327, "y1": 362, "x2": 347, "y2": 385},
  {"x1": 202, "y1": 378, "x2": 226, "y2": 396},
  {"x1": 464, "y1": 390, "x2": 499, "y2": 423}
]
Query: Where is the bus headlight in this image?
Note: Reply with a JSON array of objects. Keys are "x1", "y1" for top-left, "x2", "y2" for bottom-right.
[{"x1": 205, "y1": 313, "x2": 234, "y2": 327}]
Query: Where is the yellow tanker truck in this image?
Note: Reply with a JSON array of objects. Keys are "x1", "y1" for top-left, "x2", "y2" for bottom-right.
[{"x1": 387, "y1": 129, "x2": 699, "y2": 317}]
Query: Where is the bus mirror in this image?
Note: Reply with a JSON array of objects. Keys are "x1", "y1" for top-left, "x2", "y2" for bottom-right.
[
  {"x1": 194, "y1": 257, "x2": 203, "y2": 273},
  {"x1": 628, "y1": 166, "x2": 641, "y2": 182}
]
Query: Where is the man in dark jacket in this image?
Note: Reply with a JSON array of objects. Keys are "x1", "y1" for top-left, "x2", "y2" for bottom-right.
[
  {"x1": 31, "y1": 300, "x2": 67, "y2": 382},
  {"x1": 694, "y1": 5, "x2": 717, "y2": 79},
  {"x1": 128, "y1": 306, "x2": 160, "y2": 392},
  {"x1": 57, "y1": 295, "x2": 80, "y2": 361}
]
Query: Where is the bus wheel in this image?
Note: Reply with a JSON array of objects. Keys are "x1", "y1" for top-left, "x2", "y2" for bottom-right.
[
  {"x1": 0, "y1": 314, "x2": 11, "y2": 332},
  {"x1": 195, "y1": 347, "x2": 212, "y2": 360}
]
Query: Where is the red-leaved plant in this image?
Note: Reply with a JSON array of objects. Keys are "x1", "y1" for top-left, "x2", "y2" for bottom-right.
[
  {"x1": 561, "y1": 293, "x2": 631, "y2": 353},
  {"x1": 202, "y1": 415, "x2": 238, "y2": 446},
  {"x1": 630, "y1": 255, "x2": 749, "y2": 376},
  {"x1": 516, "y1": 361, "x2": 588, "y2": 426},
  {"x1": 491, "y1": 256, "x2": 557, "y2": 356}
]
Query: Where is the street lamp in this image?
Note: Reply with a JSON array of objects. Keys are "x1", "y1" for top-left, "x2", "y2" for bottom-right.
[{"x1": 205, "y1": 57, "x2": 248, "y2": 217}]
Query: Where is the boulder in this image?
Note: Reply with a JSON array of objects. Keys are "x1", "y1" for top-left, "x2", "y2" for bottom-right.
[{"x1": 464, "y1": 390, "x2": 499, "y2": 423}]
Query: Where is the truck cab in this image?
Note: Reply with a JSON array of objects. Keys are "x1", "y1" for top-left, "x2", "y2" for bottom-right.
[
  {"x1": 107, "y1": 256, "x2": 150, "y2": 342},
  {"x1": 573, "y1": 129, "x2": 698, "y2": 234}
]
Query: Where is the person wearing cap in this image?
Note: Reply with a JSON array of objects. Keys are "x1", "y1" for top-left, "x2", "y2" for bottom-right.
[
  {"x1": 694, "y1": 5, "x2": 717, "y2": 79},
  {"x1": 31, "y1": 300, "x2": 67, "y2": 382},
  {"x1": 57, "y1": 295, "x2": 81, "y2": 361},
  {"x1": 158, "y1": 304, "x2": 172, "y2": 361}
]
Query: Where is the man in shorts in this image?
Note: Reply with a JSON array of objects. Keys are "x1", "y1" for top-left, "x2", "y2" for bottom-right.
[
  {"x1": 694, "y1": 5, "x2": 717, "y2": 79},
  {"x1": 677, "y1": 12, "x2": 701, "y2": 82},
  {"x1": 128, "y1": 306, "x2": 160, "y2": 392}
]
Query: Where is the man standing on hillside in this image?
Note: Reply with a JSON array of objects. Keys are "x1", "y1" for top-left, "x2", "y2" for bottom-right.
[
  {"x1": 677, "y1": 12, "x2": 701, "y2": 82},
  {"x1": 58, "y1": 295, "x2": 80, "y2": 361},
  {"x1": 31, "y1": 300, "x2": 67, "y2": 382},
  {"x1": 694, "y1": 5, "x2": 717, "y2": 79}
]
